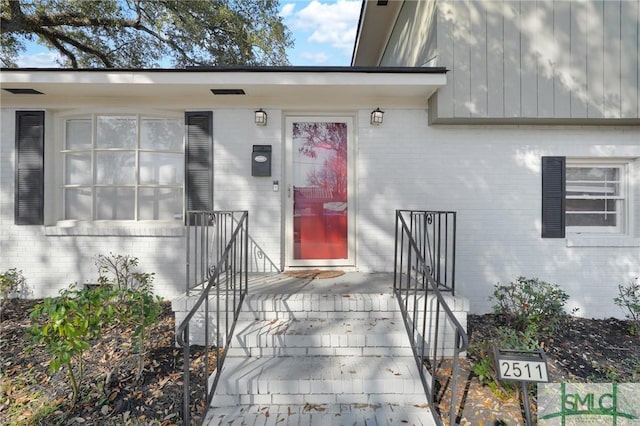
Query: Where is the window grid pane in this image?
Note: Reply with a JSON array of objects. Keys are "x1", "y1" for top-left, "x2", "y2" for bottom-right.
[
  {"x1": 63, "y1": 115, "x2": 183, "y2": 221},
  {"x1": 97, "y1": 116, "x2": 136, "y2": 148},
  {"x1": 96, "y1": 187, "x2": 135, "y2": 220},
  {"x1": 65, "y1": 119, "x2": 92, "y2": 150},
  {"x1": 64, "y1": 188, "x2": 92, "y2": 220},
  {"x1": 566, "y1": 165, "x2": 625, "y2": 232}
]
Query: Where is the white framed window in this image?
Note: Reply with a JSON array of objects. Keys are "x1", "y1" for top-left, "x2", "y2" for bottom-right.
[
  {"x1": 566, "y1": 161, "x2": 628, "y2": 234},
  {"x1": 62, "y1": 114, "x2": 184, "y2": 222}
]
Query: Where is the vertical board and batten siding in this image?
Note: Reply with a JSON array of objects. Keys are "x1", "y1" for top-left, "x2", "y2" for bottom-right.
[
  {"x1": 470, "y1": 0, "x2": 488, "y2": 117},
  {"x1": 553, "y1": 1, "x2": 572, "y2": 117},
  {"x1": 587, "y1": 0, "x2": 605, "y2": 119},
  {"x1": 520, "y1": 0, "x2": 538, "y2": 118},
  {"x1": 453, "y1": 1, "x2": 472, "y2": 118},
  {"x1": 380, "y1": 0, "x2": 438, "y2": 67},
  {"x1": 603, "y1": 0, "x2": 621, "y2": 118},
  {"x1": 569, "y1": 0, "x2": 588, "y2": 117},
  {"x1": 503, "y1": 0, "x2": 522, "y2": 117},
  {"x1": 380, "y1": 0, "x2": 640, "y2": 122},
  {"x1": 621, "y1": 0, "x2": 640, "y2": 118},
  {"x1": 434, "y1": 0, "x2": 454, "y2": 117}
]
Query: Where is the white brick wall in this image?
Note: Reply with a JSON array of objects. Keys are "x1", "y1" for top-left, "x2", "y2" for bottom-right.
[
  {"x1": 212, "y1": 109, "x2": 282, "y2": 269},
  {"x1": 356, "y1": 109, "x2": 640, "y2": 318},
  {"x1": 2, "y1": 105, "x2": 639, "y2": 318}
]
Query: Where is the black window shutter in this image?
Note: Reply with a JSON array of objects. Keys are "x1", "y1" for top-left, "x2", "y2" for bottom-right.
[
  {"x1": 15, "y1": 111, "x2": 45, "y2": 225},
  {"x1": 541, "y1": 156, "x2": 566, "y2": 238},
  {"x1": 185, "y1": 111, "x2": 213, "y2": 217}
]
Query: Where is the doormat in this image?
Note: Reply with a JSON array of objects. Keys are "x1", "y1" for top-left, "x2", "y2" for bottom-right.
[{"x1": 284, "y1": 269, "x2": 345, "y2": 279}]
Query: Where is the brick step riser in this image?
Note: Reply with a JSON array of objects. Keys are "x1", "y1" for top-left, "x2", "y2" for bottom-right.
[
  {"x1": 226, "y1": 346, "x2": 414, "y2": 357},
  {"x1": 231, "y1": 333, "x2": 412, "y2": 348},
  {"x1": 237, "y1": 311, "x2": 403, "y2": 321},
  {"x1": 216, "y1": 379, "x2": 424, "y2": 396},
  {"x1": 212, "y1": 392, "x2": 429, "y2": 407}
]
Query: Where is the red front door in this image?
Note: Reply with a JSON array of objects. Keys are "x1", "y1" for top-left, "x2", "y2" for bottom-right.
[{"x1": 287, "y1": 117, "x2": 353, "y2": 266}]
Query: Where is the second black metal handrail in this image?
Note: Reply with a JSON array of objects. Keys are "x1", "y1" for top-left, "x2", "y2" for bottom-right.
[
  {"x1": 394, "y1": 209, "x2": 468, "y2": 426},
  {"x1": 177, "y1": 210, "x2": 248, "y2": 425}
]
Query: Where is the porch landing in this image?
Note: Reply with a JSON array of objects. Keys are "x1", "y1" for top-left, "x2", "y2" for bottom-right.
[{"x1": 202, "y1": 272, "x2": 438, "y2": 425}]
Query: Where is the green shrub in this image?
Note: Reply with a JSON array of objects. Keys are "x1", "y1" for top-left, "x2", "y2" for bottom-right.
[
  {"x1": 30, "y1": 253, "x2": 162, "y2": 401},
  {"x1": 29, "y1": 284, "x2": 116, "y2": 403},
  {"x1": 95, "y1": 252, "x2": 142, "y2": 292},
  {"x1": 614, "y1": 277, "x2": 640, "y2": 335},
  {"x1": 0, "y1": 268, "x2": 26, "y2": 321},
  {"x1": 95, "y1": 253, "x2": 163, "y2": 379},
  {"x1": 471, "y1": 276, "x2": 576, "y2": 399},
  {"x1": 118, "y1": 272, "x2": 162, "y2": 379},
  {"x1": 469, "y1": 324, "x2": 540, "y2": 397},
  {"x1": 490, "y1": 276, "x2": 575, "y2": 333},
  {"x1": 96, "y1": 253, "x2": 162, "y2": 378}
]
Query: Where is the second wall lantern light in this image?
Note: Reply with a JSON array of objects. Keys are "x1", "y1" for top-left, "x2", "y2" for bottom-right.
[
  {"x1": 255, "y1": 109, "x2": 268, "y2": 126},
  {"x1": 370, "y1": 108, "x2": 384, "y2": 125}
]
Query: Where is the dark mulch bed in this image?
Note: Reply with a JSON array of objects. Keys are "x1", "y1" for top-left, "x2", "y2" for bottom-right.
[
  {"x1": 1, "y1": 299, "x2": 210, "y2": 426},
  {"x1": 434, "y1": 314, "x2": 640, "y2": 425},
  {"x1": 2, "y1": 301, "x2": 638, "y2": 425}
]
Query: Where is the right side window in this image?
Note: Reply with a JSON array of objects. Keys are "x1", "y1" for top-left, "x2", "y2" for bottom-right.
[{"x1": 566, "y1": 163, "x2": 626, "y2": 234}]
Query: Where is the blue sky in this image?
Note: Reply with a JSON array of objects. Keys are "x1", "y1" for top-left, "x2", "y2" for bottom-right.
[
  {"x1": 280, "y1": 0, "x2": 361, "y2": 65},
  {"x1": 16, "y1": 0, "x2": 362, "y2": 68}
]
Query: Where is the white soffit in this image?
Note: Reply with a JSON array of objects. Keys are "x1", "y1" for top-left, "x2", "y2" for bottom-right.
[
  {"x1": 352, "y1": 0, "x2": 403, "y2": 66},
  {"x1": 0, "y1": 69, "x2": 446, "y2": 108}
]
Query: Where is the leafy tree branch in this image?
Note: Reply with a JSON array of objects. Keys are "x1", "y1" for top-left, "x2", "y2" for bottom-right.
[{"x1": 1, "y1": 0, "x2": 292, "y2": 68}]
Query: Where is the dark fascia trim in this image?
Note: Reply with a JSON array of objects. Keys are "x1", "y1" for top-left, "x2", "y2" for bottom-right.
[
  {"x1": 350, "y1": 1, "x2": 367, "y2": 64},
  {"x1": 0, "y1": 66, "x2": 449, "y2": 74}
]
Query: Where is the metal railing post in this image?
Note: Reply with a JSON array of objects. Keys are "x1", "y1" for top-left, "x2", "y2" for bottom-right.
[
  {"x1": 393, "y1": 210, "x2": 468, "y2": 425},
  {"x1": 177, "y1": 211, "x2": 249, "y2": 426}
]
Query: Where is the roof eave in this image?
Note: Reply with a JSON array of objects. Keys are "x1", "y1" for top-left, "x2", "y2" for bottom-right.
[{"x1": 351, "y1": 0, "x2": 404, "y2": 66}]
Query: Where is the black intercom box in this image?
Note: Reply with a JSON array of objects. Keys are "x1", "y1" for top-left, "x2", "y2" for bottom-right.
[{"x1": 251, "y1": 145, "x2": 272, "y2": 177}]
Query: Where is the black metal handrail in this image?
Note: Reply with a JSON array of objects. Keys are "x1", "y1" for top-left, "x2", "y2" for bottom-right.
[
  {"x1": 177, "y1": 211, "x2": 248, "y2": 425},
  {"x1": 394, "y1": 210, "x2": 468, "y2": 426}
]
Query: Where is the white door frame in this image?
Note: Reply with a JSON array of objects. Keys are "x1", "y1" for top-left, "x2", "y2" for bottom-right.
[{"x1": 284, "y1": 115, "x2": 356, "y2": 268}]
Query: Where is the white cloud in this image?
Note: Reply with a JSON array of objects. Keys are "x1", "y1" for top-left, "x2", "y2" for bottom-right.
[
  {"x1": 280, "y1": 3, "x2": 296, "y2": 18},
  {"x1": 300, "y1": 51, "x2": 330, "y2": 64},
  {"x1": 17, "y1": 52, "x2": 62, "y2": 68},
  {"x1": 291, "y1": 0, "x2": 360, "y2": 54}
]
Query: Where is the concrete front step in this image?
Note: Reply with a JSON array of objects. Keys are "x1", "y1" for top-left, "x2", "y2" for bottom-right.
[
  {"x1": 212, "y1": 356, "x2": 426, "y2": 406},
  {"x1": 205, "y1": 403, "x2": 435, "y2": 425},
  {"x1": 213, "y1": 356, "x2": 425, "y2": 406},
  {"x1": 206, "y1": 290, "x2": 436, "y2": 425},
  {"x1": 237, "y1": 293, "x2": 404, "y2": 321},
  {"x1": 227, "y1": 318, "x2": 414, "y2": 357}
]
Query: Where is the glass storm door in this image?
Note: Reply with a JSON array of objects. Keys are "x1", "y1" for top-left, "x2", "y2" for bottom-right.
[{"x1": 285, "y1": 117, "x2": 355, "y2": 267}]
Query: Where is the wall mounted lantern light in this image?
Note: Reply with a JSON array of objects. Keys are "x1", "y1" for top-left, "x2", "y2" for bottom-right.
[
  {"x1": 255, "y1": 109, "x2": 267, "y2": 126},
  {"x1": 370, "y1": 108, "x2": 384, "y2": 125}
]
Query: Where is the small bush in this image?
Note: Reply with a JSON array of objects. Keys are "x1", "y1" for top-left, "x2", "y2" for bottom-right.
[
  {"x1": 29, "y1": 284, "x2": 116, "y2": 403},
  {"x1": 95, "y1": 252, "x2": 142, "y2": 292},
  {"x1": 471, "y1": 277, "x2": 575, "y2": 399},
  {"x1": 95, "y1": 253, "x2": 162, "y2": 378},
  {"x1": 0, "y1": 268, "x2": 27, "y2": 321},
  {"x1": 614, "y1": 277, "x2": 640, "y2": 335},
  {"x1": 30, "y1": 253, "x2": 162, "y2": 402},
  {"x1": 118, "y1": 272, "x2": 162, "y2": 379},
  {"x1": 491, "y1": 276, "x2": 575, "y2": 333},
  {"x1": 469, "y1": 325, "x2": 540, "y2": 398}
]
